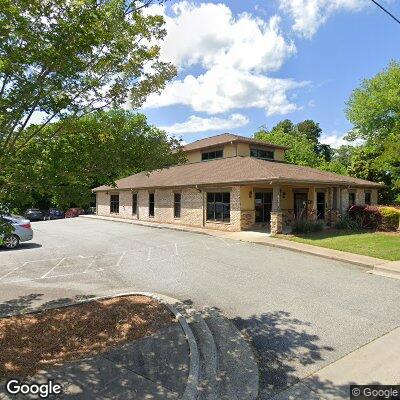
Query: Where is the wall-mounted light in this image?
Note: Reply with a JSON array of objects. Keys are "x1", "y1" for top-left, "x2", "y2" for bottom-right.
[{"x1": 282, "y1": 192, "x2": 286, "y2": 199}]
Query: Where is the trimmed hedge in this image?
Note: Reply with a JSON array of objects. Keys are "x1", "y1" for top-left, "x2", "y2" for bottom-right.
[{"x1": 380, "y1": 206, "x2": 400, "y2": 231}]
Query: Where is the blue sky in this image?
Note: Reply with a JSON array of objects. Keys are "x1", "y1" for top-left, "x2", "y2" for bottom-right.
[{"x1": 141, "y1": 0, "x2": 400, "y2": 147}]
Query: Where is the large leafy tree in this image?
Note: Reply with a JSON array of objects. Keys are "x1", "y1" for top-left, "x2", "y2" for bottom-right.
[
  {"x1": 346, "y1": 61, "x2": 400, "y2": 203},
  {"x1": 2, "y1": 110, "x2": 185, "y2": 211},
  {"x1": 254, "y1": 122, "x2": 323, "y2": 167},
  {"x1": 0, "y1": 0, "x2": 176, "y2": 166}
]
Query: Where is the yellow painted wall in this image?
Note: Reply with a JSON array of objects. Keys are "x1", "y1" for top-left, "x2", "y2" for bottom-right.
[
  {"x1": 186, "y1": 151, "x2": 202, "y2": 163},
  {"x1": 237, "y1": 142, "x2": 250, "y2": 156},
  {"x1": 240, "y1": 186, "x2": 254, "y2": 210},
  {"x1": 223, "y1": 143, "x2": 237, "y2": 158},
  {"x1": 280, "y1": 186, "x2": 293, "y2": 210},
  {"x1": 274, "y1": 149, "x2": 285, "y2": 161}
]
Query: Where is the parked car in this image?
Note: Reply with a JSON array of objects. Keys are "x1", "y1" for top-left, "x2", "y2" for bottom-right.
[
  {"x1": 24, "y1": 208, "x2": 45, "y2": 221},
  {"x1": 44, "y1": 208, "x2": 65, "y2": 220},
  {"x1": 1, "y1": 215, "x2": 33, "y2": 249},
  {"x1": 65, "y1": 207, "x2": 85, "y2": 218}
]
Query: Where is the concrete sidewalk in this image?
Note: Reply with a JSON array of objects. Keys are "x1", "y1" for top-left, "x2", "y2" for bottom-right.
[
  {"x1": 80, "y1": 215, "x2": 399, "y2": 272},
  {"x1": 272, "y1": 325, "x2": 400, "y2": 399}
]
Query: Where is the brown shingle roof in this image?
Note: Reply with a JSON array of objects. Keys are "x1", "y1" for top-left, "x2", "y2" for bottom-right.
[
  {"x1": 93, "y1": 157, "x2": 382, "y2": 191},
  {"x1": 182, "y1": 133, "x2": 287, "y2": 152}
]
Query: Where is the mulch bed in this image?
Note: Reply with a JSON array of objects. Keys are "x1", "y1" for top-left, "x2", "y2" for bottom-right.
[{"x1": 0, "y1": 295, "x2": 175, "y2": 379}]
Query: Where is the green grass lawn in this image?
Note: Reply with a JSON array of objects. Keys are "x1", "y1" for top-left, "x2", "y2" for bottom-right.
[{"x1": 279, "y1": 231, "x2": 400, "y2": 261}]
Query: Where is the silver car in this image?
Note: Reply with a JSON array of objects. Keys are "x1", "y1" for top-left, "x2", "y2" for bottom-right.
[{"x1": 1, "y1": 215, "x2": 33, "y2": 249}]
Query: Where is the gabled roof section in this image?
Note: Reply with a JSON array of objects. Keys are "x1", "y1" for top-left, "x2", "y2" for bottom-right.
[
  {"x1": 181, "y1": 133, "x2": 287, "y2": 152},
  {"x1": 93, "y1": 157, "x2": 382, "y2": 192}
]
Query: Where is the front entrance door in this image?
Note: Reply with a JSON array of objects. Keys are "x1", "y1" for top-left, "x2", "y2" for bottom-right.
[
  {"x1": 316, "y1": 192, "x2": 325, "y2": 220},
  {"x1": 294, "y1": 192, "x2": 308, "y2": 219},
  {"x1": 255, "y1": 192, "x2": 272, "y2": 223}
]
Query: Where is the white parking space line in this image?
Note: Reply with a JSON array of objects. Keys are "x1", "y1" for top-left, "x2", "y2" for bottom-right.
[
  {"x1": 0, "y1": 262, "x2": 27, "y2": 280},
  {"x1": 83, "y1": 257, "x2": 96, "y2": 273},
  {"x1": 41, "y1": 257, "x2": 65, "y2": 279},
  {"x1": 1, "y1": 236, "x2": 238, "y2": 285},
  {"x1": 116, "y1": 251, "x2": 126, "y2": 267}
]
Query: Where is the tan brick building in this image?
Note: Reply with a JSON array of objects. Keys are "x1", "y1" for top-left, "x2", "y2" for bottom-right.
[{"x1": 93, "y1": 134, "x2": 382, "y2": 233}]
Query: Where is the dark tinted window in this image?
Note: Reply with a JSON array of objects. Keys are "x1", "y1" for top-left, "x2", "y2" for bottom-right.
[
  {"x1": 202, "y1": 149, "x2": 223, "y2": 161},
  {"x1": 365, "y1": 192, "x2": 371, "y2": 205},
  {"x1": 132, "y1": 193, "x2": 138, "y2": 215},
  {"x1": 206, "y1": 192, "x2": 230, "y2": 222},
  {"x1": 110, "y1": 195, "x2": 119, "y2": 214},
  {"x1": 149, "y1": 193, "x2": 155, "y2": 217},
  {"x1": 174, "y1": 193, "x2": 181, "y2": 218},
  {"x1": 250, "y1": 148, "x2": 274, "y2": 160}
]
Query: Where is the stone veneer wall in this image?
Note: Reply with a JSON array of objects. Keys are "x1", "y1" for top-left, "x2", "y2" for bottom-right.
[{"x1": 96, "y1": 186, "x2": 242, "y2": 231}]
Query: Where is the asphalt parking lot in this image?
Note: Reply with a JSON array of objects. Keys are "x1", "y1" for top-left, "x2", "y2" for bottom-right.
[{"x1": 1, "y1": 217, "x2": 400, "y2": 399}]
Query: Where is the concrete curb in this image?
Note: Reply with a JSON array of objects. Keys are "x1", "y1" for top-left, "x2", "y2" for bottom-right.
[
  {"x1": 248, "y1": 238, "x2": 380, "y2": 269},
  {"x1": 79, "y1": 214, "x2": 220, "y2": 238},
  {"x1": 0, "y1": 291, "x2": 200, "y2": 400}
]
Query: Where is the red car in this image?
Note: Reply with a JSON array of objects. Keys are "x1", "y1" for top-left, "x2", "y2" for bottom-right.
[{"x1": 65, "y1": 208, "x2": 85, "y2": 218}]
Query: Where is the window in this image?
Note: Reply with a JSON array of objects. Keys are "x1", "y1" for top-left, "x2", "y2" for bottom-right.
[
  {"x1": 365, "y1": 191, "x2": 371, "y2": 205},
  {"x1": 207, "y1": 192, "x2": 230, "y2": 222},
  {"x1": 149, "y1": 193, "x2": 155, "y2": 217},
  {"x1": 316, "y1": 192, "x2": 326, "y2": 219},
  {"x1": 202, "y1": 149, "x2": 223, "y2": 161},
  {"x1": 250, "y1": 148, "x2": 274, "y2": 160},
  {"x1": 349, "y1": 192, "x2": 356, "y2": 207},
  {"x1": 174, "y1": 193, "x2": 181, "y2": 218},
  {"x1": 110, "y1": 194, "x2": 119, "y2": 214},
  {"x1": 132, "y1": 193, "x2": 138, "y2": 216}
]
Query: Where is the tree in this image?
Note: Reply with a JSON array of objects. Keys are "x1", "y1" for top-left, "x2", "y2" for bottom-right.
[
  {"x1": 346, "y1": 61, "x2": 400, "y2": 143},
  {"x1": 297, "y1": 120, "x2": 322, "y2": 144},
  {"x1": 1, "y1": 110, "x2": 185, "y2": 211},
  {"x1": 332, "y1": 145, "x2": 356, "y2": 168},
  {"x1": 0, "y1": 0, "x2": 176, "y2": 165},
  {"x1": 297, "y1": 120, "x2": 332, "y2": 161},
  {"x1": 255, "y1": 124, "x2": 323, "y2": 167},
  {"x1": 271, "y1": 119, "x2": 295, "y2": 135},
  {"x1": 346, "y1": 61, "x2": 400, "y2": 203}
]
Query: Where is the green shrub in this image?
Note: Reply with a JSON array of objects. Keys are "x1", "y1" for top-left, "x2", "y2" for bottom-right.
[
  {"x1": 379, "y1": 206, "x2": 400, "y2": 231},
  {"x1": 292, "y1": 219, "x2": 324, "y2": 234},
  {"x1": 335, "y1": 215, "x2": 361, "y2": 230}
]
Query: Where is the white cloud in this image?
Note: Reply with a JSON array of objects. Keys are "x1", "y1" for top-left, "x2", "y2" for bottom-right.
[
  {"x1": 143, "y1": 2, "x2": 304, "y2": 116},
  {"x1": 320, "y1": 131, "x2": 348, "y2": 148},
  {"x1": 160, "y1": 113, "x2": 249, "y2": 134},
  {"x1": 278, "y1": 0, "x2": 366, "y2": 38}
]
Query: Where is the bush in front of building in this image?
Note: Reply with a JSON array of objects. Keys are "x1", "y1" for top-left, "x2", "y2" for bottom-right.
[
  {"x1": 348, "y1": 205, "x2": 382, "y2": 230},
  {"x1": 379, "y1": 206, "x2": 400, "y2": 231},
  {"x1": 292, "y1": 219, "x2": 324, "y2": 234},
  {"x1": 346, "y1": 205, "x2": 399, "y2": 231},
  {"x1": 335, "y1": 215, "x2": 361, "y2": 230}
]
